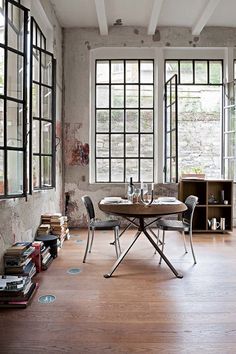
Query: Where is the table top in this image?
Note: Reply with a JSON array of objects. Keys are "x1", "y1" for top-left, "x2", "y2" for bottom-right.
[{"x1": 99, "y1": 200, "x2": 187, "y2": 218}]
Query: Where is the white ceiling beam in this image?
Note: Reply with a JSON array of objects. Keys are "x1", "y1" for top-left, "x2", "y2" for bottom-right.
[
  {"x1": 94, "y1": 0, "x2": 108, "y2": 35},
  {"x1": 147, "y1": 0, "x2": 165, "y2": 35},
  {"x1": 192, "y1": 0, "x2": 221, "y2": 36}
]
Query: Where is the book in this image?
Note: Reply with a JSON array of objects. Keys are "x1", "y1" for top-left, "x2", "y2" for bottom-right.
[{"x1": 0, "y1": 282, "x2": 39, "y2": 308}]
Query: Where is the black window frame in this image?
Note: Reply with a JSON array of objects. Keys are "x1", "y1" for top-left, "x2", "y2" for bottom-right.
[
  {"x1": 95, "y1": 59, "x2": 154, "y2": 183},
  {"x1": 164, "y1": 59, "x2": 224, "y2": 183},
  {"x1": 29, "y1": 17, "x2": 56, "y2": 192},
  {"x1": 0, "y1": 0, "x2": 28, "y2": 199}
]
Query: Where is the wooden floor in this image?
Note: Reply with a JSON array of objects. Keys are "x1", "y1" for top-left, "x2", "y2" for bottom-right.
[{"x1": 1, "y1": 228, "x2": 236, "y2": 353}]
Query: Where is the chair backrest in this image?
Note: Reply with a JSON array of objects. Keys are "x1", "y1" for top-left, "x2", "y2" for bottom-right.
[
  {"x1": 183, "y1": 195, "x2": 198, "y2": 228},
  {"x1": 81, "y1": 195, "x2": 95, "y2": 221}
]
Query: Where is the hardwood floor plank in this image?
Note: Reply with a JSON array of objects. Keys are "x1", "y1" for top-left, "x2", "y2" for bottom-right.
[{"x1": 1, "y1": 228, "x2": 236, "y2": 353}]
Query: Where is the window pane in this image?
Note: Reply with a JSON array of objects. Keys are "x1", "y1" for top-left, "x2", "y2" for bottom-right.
[
  {"x1": 7, "y1": 51, "x2": 23, "y2": 100},
  {"x1": 8, "y1": 3, "x2": 24, "y2": 52},
  {"x1": 41, "y1": 121, "x2": 52, "y2": 154},
  {"x1": 125, "y1": 159, "x2": 138, "y2": 182},
  {"x1": 33, "y1": 155, "x2": 40, "y2": 188},
  {"x1": 165, "y1": 61, "x2": 178, "y2": 82},
  {"x1": 96, "y1": 134, "x2": 109, "y2": 157},
  {"x1": 96, "y1": 110, "x2": 109, "y2": 132},
  {"x1": 195, "y1": 61, "x2": 207, "y2": 84},
  {"x1": 111, "y1": 85, "x2": 124, "y2": 108},
  {"x1": 140, "y1": 159, "x2": 153, "y2": 182},
  {"x1": 140, "y1": 85, "x2": 153, "y2": 108},
  {"x1": 111, "y1": 159, "x2": 123, "y2": 182},
  {"x1": 32, "y1": 119, "x2": 39, "y2": 153},
  {"x1": 126, "y1": 110, "x2": 138, "y2": 132},
  {"x1": 7, "y1": 100, "x2": 23, "y2": 147},
  {"x1": 41, "y1": 156, "x2": 52, "y2": 187},
  {"x1": 41, "y1": 52, "x2": 52, "y2": 86},
  {"x1": 8, "y1": 150, "x2": 23, "y2": 194},
  {"x1": 111, "y1": 110, "x2": 124, "y2": 132},
  {"x1": 96, "y1": 61, "x2": 109, "y2": 83},
  {"x1": 0, "y1": 99, "x2": 4, "y2": 146},
  {"x1": 227, "y1": 107, "x2": 236, "y2": 131},
  {"x1": 126, "y1": 85, "x2": 138, "y2": 108},
  {"x1": 180, "y1": 61, "x2": 193, "y2": 84},
  {"x1": 0, "y1": 149, "x2": 4, "y2": 194},
  {"x1": 126, "y1": 61, "x2": 138, "y2": 83},
  {"x1": 140, "y1": 135, "x2": 153, "y2": 157},
  {"x1": 111, "y1": 134, "x2": 123, "y2": 157},
  {"x1": 0, "y1": 47, "x2": 4, "y2": 94},
  {"x1": 171, "y1": 130, "x2": 176, "y2": 156},
  {"x1": 0, "y1": 6, "x2": 5, "y2": 44},
  {"x1": 96, "y1": 159, "x2": 109, "y2": 182},
  {"x1": 171, "y1": 157, "x2": 176, "y2": 183},
  {"x1": 41, "y1": 86, "x2": 52, "y2": 119},
  {"x1": 126, "y1": 134, "x2": 138, "y2": 157},
  {"x1": 33, "y1": 49, "x2": 40, "y2": 82},
  {"x1": 140, "y1": 61, "x2": 153, "y2": 83},
  {"x1": 96, "y1": 85, "x2": 109, "y2": 108},
  {"x1": 209, "y1": 61, "x2": 222, "y2": 84},
  {"x1": 32, "y1": 83, "x2": 39, "y2": 117},
  {"x1": 140, "y1": 110, "x2": 153, "y2": 132},
  {"x1": 111, "y1": 61, "x2": 124, "y2": 83}
]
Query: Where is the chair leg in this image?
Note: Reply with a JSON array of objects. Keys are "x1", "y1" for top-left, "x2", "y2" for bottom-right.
[
  {"x1": 83, "y1": 228, "x2": 91, "y2": 263},
  {"x1": 189, "y1": 229, "x2": 197, "y2": 264},
  {"x1": 154, "y1": 228, "x2": 160, "y2": 255},
  {"x1": 114, "y1": 226, "x2": 121, "y2": 258},
  {"x1": 114, "y1": 229, "x2": 119, "y2": 258},
  {"x1": 182, "y1": 231, "x2": 188, "y2": 254},
  {"x1": 159, "y1": 230, "x2": 165, "y2": 265},
  {"x1": 116, "y1": 226, "x2": 122, "y2": 255},
  {"x1": 89, "y1": 228, "x2": 95, "y2": 253}
]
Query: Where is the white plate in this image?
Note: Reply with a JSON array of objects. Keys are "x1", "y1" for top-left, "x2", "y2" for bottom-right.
[
  {"x1": 157, "y1": 197, "x2": 176, "y2": 202},
  {"x1": 103, "y1": 197, "x2": 122, "y2": 203}
]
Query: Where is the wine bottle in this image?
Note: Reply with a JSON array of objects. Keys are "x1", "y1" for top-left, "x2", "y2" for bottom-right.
[{"x1": 127, "y1": 177, "x2": 134, "y2": 201}]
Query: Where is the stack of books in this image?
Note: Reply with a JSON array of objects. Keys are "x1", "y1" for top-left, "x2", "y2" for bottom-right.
[
  {"x1": 41, "y1": 244, "x2": 53, "y2": 270},
  {"x1": 37, "y1": 224, "x2": 51, "y2": 235},
  {"x1": 51, "y1": 214, "x2": 70, "y2": 246},
  {"x1": 39, "y1": 213, "x2": 70, "y2": 247},
  {"x1": 4, "y1": 242, "x2": 36, "y2": 278},
  {"x1": 41, "y1": 214, "x2": 52, "y2": 224},
  {"x1": 0, "y1": 275, "x2": 38, "y2": 308}
]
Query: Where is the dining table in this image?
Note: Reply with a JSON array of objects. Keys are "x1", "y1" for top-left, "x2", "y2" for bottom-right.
[{"x1": 99, "y1": 199, "x2": 187, "y2": 279}]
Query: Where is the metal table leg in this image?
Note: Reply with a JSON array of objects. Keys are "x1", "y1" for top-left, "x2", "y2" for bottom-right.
[
  {"x1": 104, "y1": 230, "x2": 142, "y2": 278},
  {"x1": 143, "y1": 228, "x2": 183, "y2": 278}
]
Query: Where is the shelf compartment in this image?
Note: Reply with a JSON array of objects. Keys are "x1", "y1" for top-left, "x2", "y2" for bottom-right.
[
  {"x1": 207, "y1": 180, "x2": 233, "y2": 205},
  {"x1": 192, "y1": 206, "x2": 207, "y2": 231},
  {"x1": 180, "y1": 181, "x2": 207, "y2": 205},
  {"x1": 207, "y1": 206, "x2": 232, "y2": 231}
]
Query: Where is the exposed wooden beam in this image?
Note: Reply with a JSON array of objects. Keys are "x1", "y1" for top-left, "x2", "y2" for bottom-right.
[
  {"x1": 94, "y1": 0, "x2": 108, "y2": 35},
  {"x1": 192, "y1": 0, "x2": 221, "y2": 36},
  {"x1": 147, "y1": 0, "x2": 165, "y2": 35}
]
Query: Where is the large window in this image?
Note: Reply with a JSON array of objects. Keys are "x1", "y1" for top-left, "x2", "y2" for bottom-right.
[
  {"x1": 165, "y1": 60, "x2": 223, "y2": 180},
  {"x1": 30, "y1": 17, "x2": 56, "y2": 190},
  {"x1": 95, "y1": 59, "x2": 154, "y2": 183},
  {"x1": 0, "y1": 0, "x2": 28, "y2": 198}
]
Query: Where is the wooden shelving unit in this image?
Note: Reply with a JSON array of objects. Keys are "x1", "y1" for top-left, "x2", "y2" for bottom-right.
[{"x1": 178, "y1": 179, "x2": 233, "y2": 233}]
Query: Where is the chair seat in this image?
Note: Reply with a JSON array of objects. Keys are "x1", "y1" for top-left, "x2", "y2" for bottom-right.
[
  {"x1": 157, "y1": 219, "x2": 189, "y2": 231},
  {"x1": 90, "y1": 219, "x2": 120, "y2": 230}
]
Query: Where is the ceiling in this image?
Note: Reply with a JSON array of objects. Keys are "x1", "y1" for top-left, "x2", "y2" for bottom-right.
[{"x1": 49, "y1": 0, "x2": 236, "y2": 36}]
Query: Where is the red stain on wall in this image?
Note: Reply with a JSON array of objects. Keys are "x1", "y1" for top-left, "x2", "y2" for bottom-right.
[
  {"x1": 65, "y1": 123, "x2": 89, "y2": 166},
  {"x1": 71, "y1": 141, "x2": 89, "y2": 166}
]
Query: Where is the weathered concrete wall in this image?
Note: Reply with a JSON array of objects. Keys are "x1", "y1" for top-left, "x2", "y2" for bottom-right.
[
  {"x1": 0, "y1": 0, "x2": 63, "y2": 272},
  {"x1": 63, "y1": 26, "x2": 236, "y2": 227}
]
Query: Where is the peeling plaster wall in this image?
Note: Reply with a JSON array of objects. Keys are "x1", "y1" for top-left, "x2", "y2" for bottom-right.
[
  {"x1": 64, "y1": 26, "x2": 236, "y2": 227},
  {"x1": 0, "y1": 0, "x2": 63, "y2": 272}
]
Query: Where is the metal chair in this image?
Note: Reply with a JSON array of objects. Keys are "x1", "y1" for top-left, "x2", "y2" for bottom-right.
[
  {"x1": 156, "y1": 195, "x2": 198, "y2": 264},
  {"x1": 82, "y1": 195, "x2": 121, "y2": 263}
]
